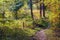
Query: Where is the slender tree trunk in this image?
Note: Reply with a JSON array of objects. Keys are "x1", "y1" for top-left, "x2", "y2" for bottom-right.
[
  {"x1": 40, "y1": 0, "x2": 45, "y2": 18},
  {"x1": 2, "y1": 11, "x2": 5, "y2": 18},
  {"x1": 2, "y1": 11, "x2": 5, "y2": 24},
  {"x1": 43, "y1": 3, "x2": 45, "y2": 17},
  {"x1": 30, "y1": 0, "x2": 35, "y2": 28},
  {"x1": 30, "y1": 0, "x2": 34, "y2": 20},
  {"x1": 36, "y1": 0, "x2": 39, "y2": 9},
  {"x1": 23, "y1": 22, "x2": 24, "y2": 29},
  {"x1": 14, "y1": 11, "x2": 18, "y2": 19}
]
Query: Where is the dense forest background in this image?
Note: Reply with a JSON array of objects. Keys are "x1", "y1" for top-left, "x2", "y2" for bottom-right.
[{"x1": 0, "y1": 0, "x2": 60, "y2": 40}]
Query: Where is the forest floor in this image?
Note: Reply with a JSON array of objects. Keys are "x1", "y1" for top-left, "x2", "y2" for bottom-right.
[{"x1": 32, "y1": 29, "x2": 60, "y2": 40}]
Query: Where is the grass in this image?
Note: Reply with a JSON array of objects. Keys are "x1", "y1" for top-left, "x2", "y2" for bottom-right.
[{"x1": 44, "y1": 29, "x2": 60, "y2": 40}]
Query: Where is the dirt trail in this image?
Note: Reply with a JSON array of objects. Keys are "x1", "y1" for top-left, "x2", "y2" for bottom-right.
[{"x1": 32, "y1": 29, "x2": 48, "y2": 40}]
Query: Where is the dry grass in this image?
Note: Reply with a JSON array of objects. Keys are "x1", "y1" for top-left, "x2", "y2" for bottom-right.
[{"x1": 44, "y1": 29, "x2": 60, "y2": 40}]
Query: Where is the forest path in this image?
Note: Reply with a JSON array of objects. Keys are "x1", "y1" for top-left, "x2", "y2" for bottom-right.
[{"x1": 32, "y1": 29, "x2": 48, "y2": 40}]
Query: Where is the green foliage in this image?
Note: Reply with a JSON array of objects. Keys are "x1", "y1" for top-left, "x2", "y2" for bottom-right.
[
  {"x1": 35, "y1": 18, "x2": 49, "y2": 28},
  {"x1": 0, "y1": 0, "x2": 60, "y2": 40},
  {"x1": 0, "y1": 27, "x2": 36, "y2": 40}
]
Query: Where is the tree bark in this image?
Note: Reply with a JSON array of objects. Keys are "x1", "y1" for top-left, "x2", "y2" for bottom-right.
[
  {"x1": 30, "y1": 0, "x2": 34, "y2": 20},
  {"x1": 30, "y1": 0, "x2": 35, "y2": 28},
  {"x1": 2, "y1": 11, "x2": 5, "y2": 18},
  {"x1": 14, "y1": 11, "x2": 18, "y2": 19},
  {"x1": 40, "y1": 0, "x2": 45, "y2": 18},
  {"x1": 2, "y1": 11, "x2": 5, "y2": 24}
]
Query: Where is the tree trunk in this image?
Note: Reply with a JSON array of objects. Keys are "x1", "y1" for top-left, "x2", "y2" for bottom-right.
[
  {"x1": 30, "y1": 0, "x2": 35, "y2": 28},
  {"x1": 40, "y1": 0, "x2": 45, "y2": 18},
  {"x1": 23, "y1": 22, "x2": 24, "y2": 29},
  {"x1": 30, "y1": 0, "x2": 34, "y2": 20},
  {"x1": 2, "y1": 11, "x2": 5, "y2": 24},
  {"x1": 2, "y1": 11, "x2": 5, "y2": 18},
  {"x1": 14, "y1": 11, "x2": 18, "y2": 19}
]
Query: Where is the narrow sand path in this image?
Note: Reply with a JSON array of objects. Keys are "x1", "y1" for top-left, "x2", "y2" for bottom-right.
[{"x1": 32, "y1": 29, "x2": 48, "y2": 40}]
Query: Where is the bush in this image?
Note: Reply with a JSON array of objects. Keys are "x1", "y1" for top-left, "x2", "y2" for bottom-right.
[
  {"x1": 0, "y1": 27, "x2": 36, "y2": 40},
  {"x1": 34, "y1": 18, "x2": 49, "y2": 28}
]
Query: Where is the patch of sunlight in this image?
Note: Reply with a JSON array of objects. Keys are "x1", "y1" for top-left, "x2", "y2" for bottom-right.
[
  {"x1": 44, "y1": 29, "x2": 54, "y2": 35},
  {"x1": 33, "y1": 10, "x2": 40, "y2": 19},
  {"x1": 24, "y1": 28, "x2": 36, "y2": 36}
]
